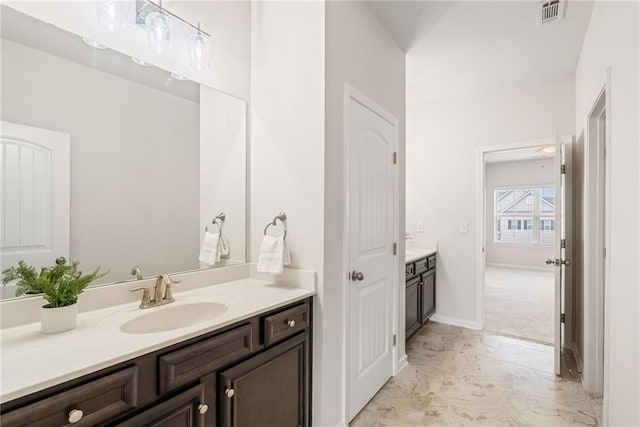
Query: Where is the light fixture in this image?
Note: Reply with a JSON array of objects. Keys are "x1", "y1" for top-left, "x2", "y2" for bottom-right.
[
  {"x1": 187, "y1": 23, "x2": 211, "y2": 71},
  {"x1": 145, "y1": 0, "x2": 171, "y2": 54},
  {"x1": 82, "y1": 37, "x2": 108, "y2": 50},
  {"x1": 131, "y1": 56, "x2": 152, "y2": 66},
  {"x1": 96, "y1": 1, "x2": 130, "y2": 33},
  {"x1": 170, "y1": 72, "x2": 188, "y2": 81}
]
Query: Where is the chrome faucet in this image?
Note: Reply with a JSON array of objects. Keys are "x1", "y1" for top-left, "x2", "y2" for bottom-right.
[{"x1": 129, "y1": 273, "x2": 180, "y2": 309}]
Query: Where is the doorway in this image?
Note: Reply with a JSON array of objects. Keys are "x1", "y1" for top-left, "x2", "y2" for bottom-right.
[
  {"x1": 483, "y1": 146, "x2": 557, "y2": 346},
  {"x1": 477, "y1": 137, "x2": 573, "y2": 376},
  {"x1": 343, "y1": 84, "x2": 399, "y2": 422}
]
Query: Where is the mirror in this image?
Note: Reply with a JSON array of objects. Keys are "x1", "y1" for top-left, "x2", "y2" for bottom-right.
[{"x1": 0, "y1": 6, "x2": 247, "y2": 299}]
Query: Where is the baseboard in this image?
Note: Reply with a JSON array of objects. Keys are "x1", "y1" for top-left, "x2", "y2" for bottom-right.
[
  {"x1": 396, "y1": 354, "x2": 408, "y2": 374},
  {"x1": 486, "y1": 262, "x2": 554, "y2": 273},
  {"x1": 430, "y1": 314, "x2": 482, "y2": 330}
]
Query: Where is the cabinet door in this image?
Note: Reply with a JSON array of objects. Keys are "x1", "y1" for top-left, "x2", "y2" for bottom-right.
[
  {"x1": 116, "y1": 384, "x2": 207, "y2": 427},
  {"x1": 405, "y1": 278, "x2": 420, "y2": 339},
  {"x1": 219, "y1": 333, "x2": 308, "y2": 427},
  {"x1": 421, "y1": 270, "x2": 436, "y2": 322}
]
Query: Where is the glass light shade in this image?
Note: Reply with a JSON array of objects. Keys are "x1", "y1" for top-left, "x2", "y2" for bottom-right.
[
  {"x1": 145, "y1": 11, "x2": 171, "y2": 54},
  {"x1": 187, "y1": 32, "x2": 211, "y2": 71},
  {"x1": 96, "y1": 1, "x2": 130, "y2": 33}
]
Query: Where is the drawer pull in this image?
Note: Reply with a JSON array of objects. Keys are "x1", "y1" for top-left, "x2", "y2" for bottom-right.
[
  {"x1": 225, "y1": 388, "x2": 235, "y2": 398},
  {"x1": 198, "y1": 403, "x2": 209, "y2": 415},
  {"x1": 287, "y1": 320, "x2": 296, "y2": 328},
  {"x1": 68, "y1": 409, "x2": 84, "y2": 424}
]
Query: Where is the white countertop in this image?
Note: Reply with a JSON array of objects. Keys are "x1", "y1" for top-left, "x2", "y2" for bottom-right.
[
  {"x1": 405, "y1": 240, "x2": 438, "y2": 263},
  {"x1": 0, "y1": 278, "x2": 314, "y2": 403}
]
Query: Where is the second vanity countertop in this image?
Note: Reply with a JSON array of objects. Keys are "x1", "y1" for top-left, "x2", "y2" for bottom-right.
[
  {"x1": 0, "y1": 277, "x2": 314, "y2": 403},
  {"x1": 405, "y1": 240, "x2": 438, "y2": 264}
]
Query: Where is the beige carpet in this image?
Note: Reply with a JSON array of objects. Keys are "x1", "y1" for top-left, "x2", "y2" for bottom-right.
[{"x1": 485, "y1": 266, "x2": 554, "y2": 344}]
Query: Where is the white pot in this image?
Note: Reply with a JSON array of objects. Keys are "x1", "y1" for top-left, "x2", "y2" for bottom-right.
[{"x1": 41, "y1": 303, "x2": 78, "y2": 334}]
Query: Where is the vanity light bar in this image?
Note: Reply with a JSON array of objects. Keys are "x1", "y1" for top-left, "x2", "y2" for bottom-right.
[{"x1": 135, "y1": 0, "x2": 211, "y2": 38}]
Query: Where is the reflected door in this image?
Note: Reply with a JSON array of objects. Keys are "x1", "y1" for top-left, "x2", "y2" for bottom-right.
[{"x1": 0, "y1": 122, "x2": 69, "y2": 291}]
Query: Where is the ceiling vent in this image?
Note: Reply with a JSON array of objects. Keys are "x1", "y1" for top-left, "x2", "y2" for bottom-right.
[{"x1": 538, "y1": 0, "x2": 566, "y2": 24}]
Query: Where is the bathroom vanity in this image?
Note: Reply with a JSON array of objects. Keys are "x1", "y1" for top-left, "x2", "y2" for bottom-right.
[
  {"x1": 405, "y1": 244, "x2": 437, "y2": 340},
  {"x1": 0, "y1": 268, "x2": 314, "y2": 427}
]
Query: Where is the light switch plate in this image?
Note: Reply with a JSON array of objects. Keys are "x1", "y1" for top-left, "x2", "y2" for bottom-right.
[
  {"x1": 416, "y1": 221, "x2": 424, "y2": 233},
  {"x1": 459, "y1": 222, "x2": 469, "y2": 234}
]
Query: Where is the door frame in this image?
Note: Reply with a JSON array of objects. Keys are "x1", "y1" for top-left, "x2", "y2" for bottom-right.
[
  {"x1": 342, "y1": 83, "x2": 400, "y2": 422},
  {"x1": 475, "y1": 137, "x2": 563, "y2": 331},
  {"x1": 582, "y1": 70, "x2": 611, "y2": 401}
]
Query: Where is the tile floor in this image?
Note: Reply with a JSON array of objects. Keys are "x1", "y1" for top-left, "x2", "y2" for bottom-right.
[
  {"x1": 350, "y1": 322, "x2": 603, "y2": 426},
  {"x1": 485, "y1": 267, "x2": 555, "y2": 344}
]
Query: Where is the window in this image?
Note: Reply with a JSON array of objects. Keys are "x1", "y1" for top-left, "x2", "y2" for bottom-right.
[{"x1": 494, "y1": 186, "x2": 555, "y2": 245}]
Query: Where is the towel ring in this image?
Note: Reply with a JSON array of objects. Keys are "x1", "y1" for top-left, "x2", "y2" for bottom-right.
[
  {"x1": 264, "y1": 212, "x2": 287, "y2": 239},
  {"x1": 206, "y1": 213, "x2": 226, "y2": 232}
]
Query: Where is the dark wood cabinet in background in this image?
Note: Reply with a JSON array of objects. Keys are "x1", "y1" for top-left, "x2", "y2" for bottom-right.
[
  {"x1": 405, "y1": 276, "x2": 421, "y2": 338},
  {"x1": 405, "y1": 254, "x2": 436, "y2": 340},
  {"x1": 1, "y1": 298, "x2": 312, "y2": 427}
]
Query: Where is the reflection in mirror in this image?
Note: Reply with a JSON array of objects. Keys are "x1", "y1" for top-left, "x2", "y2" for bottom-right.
[{"x1": 0, "y1": 6, "x2": 247, "y2": 299}]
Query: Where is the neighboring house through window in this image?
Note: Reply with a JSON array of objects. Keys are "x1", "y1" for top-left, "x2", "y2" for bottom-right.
[{"x1": 494, "y1": 186, "x2": 555, "y2": 245}]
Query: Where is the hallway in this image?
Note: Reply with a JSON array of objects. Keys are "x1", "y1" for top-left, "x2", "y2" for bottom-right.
[{"x1": 350, "y1": 322, "x2": 602, "y2": 426}]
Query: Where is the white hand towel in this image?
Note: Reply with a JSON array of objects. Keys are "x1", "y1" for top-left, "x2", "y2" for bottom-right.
[
  {"x1": 199, "y1": 231, "x2": 220, "y2": 266},
  {"x1": 219, "y1": 234, "x2": 230, "y2": 259},
  {"x1": 257, "y1": 235, "x2": 291, "y2": 275}
]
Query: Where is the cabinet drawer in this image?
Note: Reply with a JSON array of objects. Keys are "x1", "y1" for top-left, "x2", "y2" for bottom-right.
[
  {"x1": 427, "y1": 254, "x2": 436, "y2": 270},
  {"x1": 263, "y1": 302, "x2": 309, "y2": 346},
  {"x1": 2, "y1": 366, "x2": 138, "y2": 427},
  {"x1": 415, "y1": 257, "x2": 429, "y2": 275},
  {"x1": 158, "y1": 324, "x2": 253, "y2": 395},
  {"x1": 405, "y1": 263, "x2": 415, "y2": 279}
]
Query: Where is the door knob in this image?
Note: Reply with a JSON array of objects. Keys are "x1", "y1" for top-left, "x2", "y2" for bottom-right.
[
  {"x1": 545, "y1": 258, "x2": 557, "y2": 266},
  {"x1": 351, "y1": 271, "x2": 364, "y2": 281},
  {"x1": 561, "y1": 259, "x2": 571, "y2": 266},
  {"x1": 198, "y1": 403, "x2": 209, "y2": 414},
  {"x1": 225, "y1": 388, "x2": 235, "y2": 398},
  {"x1": 68, "y1": 409, "x2": 83, "y2": 424}
]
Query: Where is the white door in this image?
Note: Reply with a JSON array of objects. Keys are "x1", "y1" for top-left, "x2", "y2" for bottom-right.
[
  {"x1": 0, "y1": 122, "x2": 70, "y2": 296},
  {"x1": 347, "y1": 91, "x2": 396, "y2": 421},
  {"x1": 551, "y1": 131, "x2": 572, "y2": 375}
]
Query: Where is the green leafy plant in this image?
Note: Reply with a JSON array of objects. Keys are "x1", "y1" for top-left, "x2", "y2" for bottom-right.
[{"x1": 2, "y1": 260, "x2": 107, "y2": 308}]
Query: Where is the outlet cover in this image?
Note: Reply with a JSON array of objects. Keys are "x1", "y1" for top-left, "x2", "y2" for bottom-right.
[
  {"x1": 459, "y1": 222, "x2": 469, "y2": 234},
  {"x1": 417, "y1": 221, "x2": 424, "y2": 233}
]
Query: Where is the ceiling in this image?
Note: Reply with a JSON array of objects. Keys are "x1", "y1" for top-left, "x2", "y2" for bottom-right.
[{"x1": 366, "y1": 1, "x2": 594, "y2": 104}]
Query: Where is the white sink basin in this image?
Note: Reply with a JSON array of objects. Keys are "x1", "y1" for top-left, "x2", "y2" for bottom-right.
[{"x1": 120, "y1": 302, "x2": 228, "y2": 334}]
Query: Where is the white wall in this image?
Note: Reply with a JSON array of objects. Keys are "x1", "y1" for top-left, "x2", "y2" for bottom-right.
[
  {"x1": 406, "y1": 74, "x2": 575, "y2": 326},
  {"x1": 574, "y1": 1, "x2": 640, "y2": 424},
  {"x1": 1, "y1": 39, "x2": 200, "y2": 284},
  {"x1": 325, "y1": 1, "x2": 406, "y2": 424},
  {"x1": 4, "y1": 1, "x2": 251, "y2": 99},
  {"x1": 485, "y1": 158, "x2": 555, "y2": 269},
  {"x1": 249, "y1": 1, "x2": 326, "y2": 424}
]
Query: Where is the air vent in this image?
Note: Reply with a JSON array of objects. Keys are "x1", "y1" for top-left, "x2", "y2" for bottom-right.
[{"x1": 539, "y1": 0, "x2": 565, "y2": 24}]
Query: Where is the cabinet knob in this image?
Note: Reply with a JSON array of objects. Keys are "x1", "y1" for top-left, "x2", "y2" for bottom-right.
[
  {"x1": 68, "y1": 409, "x2": 83, "y2": 424},
  {"x1": 198, "y1": 403, "x2": 209, "y2": 414},
  {"x1": 287, "y1": 320, "x2": 296, "y2": 328},
  {"x1": 225, "y1": 388, "x2": 235, "y2": 398}
]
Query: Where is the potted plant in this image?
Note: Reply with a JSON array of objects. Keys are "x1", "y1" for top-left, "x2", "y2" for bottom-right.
[{"x1": 2, "y1": 260, "x2": 106, "y2": 334}]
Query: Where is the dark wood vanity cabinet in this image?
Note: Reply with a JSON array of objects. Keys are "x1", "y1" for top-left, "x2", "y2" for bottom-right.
[
  {"x1": 0, "y1": 298, "x2": 312, "y2": 427},
  {"x1": 405, "y1": 254, "x2": 436, "y2": 340}
]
